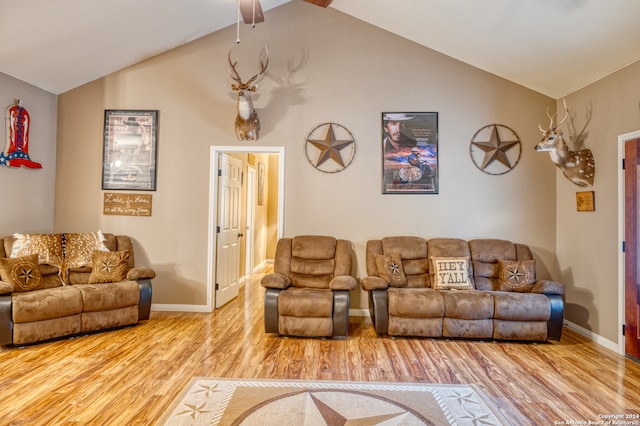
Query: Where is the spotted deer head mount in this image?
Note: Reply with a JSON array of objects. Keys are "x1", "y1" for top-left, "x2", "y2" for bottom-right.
[{"x1": 535, "y1": 99, "x2": 595, "y2": 187}]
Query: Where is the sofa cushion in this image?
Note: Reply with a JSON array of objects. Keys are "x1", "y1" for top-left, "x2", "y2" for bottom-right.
[
  {"x1": 12, "y1": 286, "x2": 83, "y2": 323},
  {"x1": 497, "y1": 259, "x2": 536, "y2": 292},
  {"x1": 0, "y1": 254, "x2": 44, "y2": 292},
  {"x1": 278, "y1": 288, "x2": 333, "y2": 317},
  {"x1": 374, "y1": 253, "x2": 407, "y2": 287},
  {"x1": 388, "y1": 288, "x2": 444, "y2": 318},
  {"x1": 76, "y1": 281, "x2": 140, "y2": 312},
  {"x1": 430, "y1": 257, "x2": 473, "y2": 290},
  {"x1": 381, "y1": 236, "x2": 427, "y2": 259},
  {"x1": 442, "y1": 291, "x2": 494, "y2": 320},
  {"x1": 88, "y1": 250, "x2": 130, "y2": 284},
  {"x1": 292, "y1": 235, "x2": 336, "y2": 260},
  {"x1": 493, "y1": 292, "x2": 550, "y2": 321}
]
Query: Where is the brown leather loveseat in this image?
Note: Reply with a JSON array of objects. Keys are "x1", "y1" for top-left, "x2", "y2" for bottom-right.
[
  {"x1": 0, "y1": 232, "x2": 154, "y2": 345},
  {"x1": 261, "y1": 235, "x2": 357, "y2": 338},
  {"x1": 362, "y1": 237, "x2": 564, "y2": 341}
]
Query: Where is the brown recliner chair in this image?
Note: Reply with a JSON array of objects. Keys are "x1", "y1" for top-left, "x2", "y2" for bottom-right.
[{"x1": 261, "y1": 235, "x2": 356, "y2": 338}]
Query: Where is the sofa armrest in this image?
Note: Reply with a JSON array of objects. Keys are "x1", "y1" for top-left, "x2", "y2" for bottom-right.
[
  {"x1": 0, "y1": 294, "x2": 13, "y2": 345},
  {"x1": 0, "y1": 281, "x2": 13, "y2": 295},
  {"x1": 361, "y1": 276, "x2": 389, "y2": 291},
  {"x1": 330, "y1": 275, "x2": 356, "y2": 291},
  {"x1": 127, "y1": 267, "x2": 156, "y2": 281},
  {"x1": 532, "y1": 280, "x2": 565, "y2": 295},
  {"x1": 261, "y1": 273, "x2": 291, "y2": 289}
]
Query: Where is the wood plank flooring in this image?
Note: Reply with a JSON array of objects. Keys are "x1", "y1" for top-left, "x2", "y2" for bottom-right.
[{"x1": 1, "y1": 267, "x2": 640, "y2": 425}]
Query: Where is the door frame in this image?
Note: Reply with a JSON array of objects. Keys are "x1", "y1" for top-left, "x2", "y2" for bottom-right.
[
  {"x1": 618, "y1": 130, "x2": 640, "y2": 355},
  {"x1": 207, "y1": 146, "x2": 285, "y2": 312}
]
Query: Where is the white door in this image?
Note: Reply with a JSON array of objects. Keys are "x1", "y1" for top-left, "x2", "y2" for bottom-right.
[
  {"x1": 216, "y1": 153, "x2": 242, "y2": 308},
  {"x1": 245, "y1": 166, "x2": 256, "y2": 277}
]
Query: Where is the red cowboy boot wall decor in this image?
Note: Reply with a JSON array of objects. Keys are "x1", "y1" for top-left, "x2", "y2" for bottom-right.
[{"x1": 1, "y1": 99, "x2": 42, "y2": 169}]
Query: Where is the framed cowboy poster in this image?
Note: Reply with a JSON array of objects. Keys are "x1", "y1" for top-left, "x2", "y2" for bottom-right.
[
  {"x1": 102, "y1": 110, "x2": 158, "y2": 191},
  {"x1": 382, "y1": 112, "x2": 438, "y2": 194}
]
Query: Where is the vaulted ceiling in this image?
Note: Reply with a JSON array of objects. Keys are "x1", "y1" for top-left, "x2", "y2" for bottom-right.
[{"x1": 1, "y1": 0, "x2": 639, "y2": 98}]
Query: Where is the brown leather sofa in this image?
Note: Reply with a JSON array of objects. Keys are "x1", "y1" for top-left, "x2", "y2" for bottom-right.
[
  {"x1": 362, "y1": 237, "x2": 564, "y2": 341},
  {"x1": 0, "y1": 232, "x2": 154, "y2": 345},
  {"x1": 261, "y1": 235, "x2": 357, "y2": 338}
]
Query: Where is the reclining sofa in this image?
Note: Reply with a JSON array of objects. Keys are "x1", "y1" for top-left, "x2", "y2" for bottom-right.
[
  {"x1": 261, "y1": 235, "x2": 357, "y2": 338},
  {"x1": 362, "y1": 237, "x2": 564, "y2": 341},
  {"x1": 0, "y1": 232, "x2": 154, "y2": 345}
]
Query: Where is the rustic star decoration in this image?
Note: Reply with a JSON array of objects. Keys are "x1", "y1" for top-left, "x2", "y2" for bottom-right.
[
  {"x1": 470, "y1": 124, "x2": 521, "y2": 175},
  {"x1": 305, "y1": 123, "x2": 356, "y2": 173}
]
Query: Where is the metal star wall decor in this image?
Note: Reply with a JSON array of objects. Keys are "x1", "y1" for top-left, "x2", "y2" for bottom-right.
[
  {"x1": 304, "y1": 122, "x2": 356, "y2": 173},
  {"x1": 469, "y1": 124, "x2": 521, "y2": 175}
]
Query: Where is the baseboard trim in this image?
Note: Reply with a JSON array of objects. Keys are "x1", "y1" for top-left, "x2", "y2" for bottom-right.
[
  {"x1": 151, "y1": 304, "x2": 211, "y2": 313},
  {"x1": 563, "y1": 320, "x2": 621, "y2": 354}
]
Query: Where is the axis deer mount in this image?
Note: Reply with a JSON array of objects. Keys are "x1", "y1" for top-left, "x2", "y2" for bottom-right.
[
  {"x1": 228, "y1": 46, "x2": 269, "y2": 141},
  {"x1": 535, "y1": 100, "x2": 595, "y2": 187}
]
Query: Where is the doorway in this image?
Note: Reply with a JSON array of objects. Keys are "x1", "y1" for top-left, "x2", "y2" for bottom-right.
[
  {"x1": 619, "y1": 130, "x2": 640, "y2": 359},
  {"x1": 207, "y1": 146, "x2": 285, "y2": 312}
]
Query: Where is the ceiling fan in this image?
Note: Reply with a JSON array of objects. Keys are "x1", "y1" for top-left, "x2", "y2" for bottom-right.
[{"x1": 239, "y1": 0, "x2": 333, "y2": 25}]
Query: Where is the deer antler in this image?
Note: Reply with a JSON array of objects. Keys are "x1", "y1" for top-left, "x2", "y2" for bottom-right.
[{"x1": 227, "y1": 45, "x2": 269, "y2": 87}]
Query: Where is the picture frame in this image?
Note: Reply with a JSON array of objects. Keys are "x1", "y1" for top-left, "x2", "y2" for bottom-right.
[
  {"x1": 258, "y1": 162, "x2": 265, "y2": 205},
  {"x1": 102, "y1": 110, "x2": 158, "y2": 191},
  {"x1": 382, "y1": 112, "x2": 438, "y2": 194}
]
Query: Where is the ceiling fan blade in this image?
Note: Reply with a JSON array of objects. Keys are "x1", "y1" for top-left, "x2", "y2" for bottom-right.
[
  {"x1": 303, "y1": 0, "x2": 333, "y2": 7},
  {"x1": 239, "y1": 0, "x2": 265, "y2": 24}
]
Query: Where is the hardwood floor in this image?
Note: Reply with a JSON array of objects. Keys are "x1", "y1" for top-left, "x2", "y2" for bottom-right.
[{"x1": 1, "y1": 267, "x2": 640, "y2": 425}]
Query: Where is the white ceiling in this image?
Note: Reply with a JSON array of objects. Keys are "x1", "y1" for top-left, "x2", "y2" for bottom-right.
[{"x1": 1, "y1": 0, "x2": 639, "y2": 98}]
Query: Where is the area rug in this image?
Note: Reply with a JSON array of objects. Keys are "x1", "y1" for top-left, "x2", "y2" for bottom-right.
[{"x1": 159, "y1": 378, "x2": 510, "y2": 425}]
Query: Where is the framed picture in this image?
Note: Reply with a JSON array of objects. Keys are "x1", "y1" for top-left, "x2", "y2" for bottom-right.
[
  {"x1": 102, "y1": 110, "x2": 158, "y2": 191},
  {"x1": 382, "y1": 112, "x2": 438, "y2": 194},
  {"x1": 258, "y1": 162, "x2": 265, "y2": 205}
]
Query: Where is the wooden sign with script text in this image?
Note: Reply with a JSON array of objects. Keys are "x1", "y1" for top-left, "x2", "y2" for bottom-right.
[{"x1": 103, "y1": 193, "x2": 152, "y2": 216}]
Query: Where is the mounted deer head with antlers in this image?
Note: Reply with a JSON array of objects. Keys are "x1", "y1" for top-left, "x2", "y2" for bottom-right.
[
  {"x1": 228, "y1": 45, "x2": 269, "y2": 141},
  {"x1": 535, "y1": 99, "x2": 595, "y2": 187}
]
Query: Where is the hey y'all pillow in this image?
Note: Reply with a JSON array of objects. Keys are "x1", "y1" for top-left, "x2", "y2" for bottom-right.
[{"x1": 430, "y1": 256, "x2": 473, "y2": 290}]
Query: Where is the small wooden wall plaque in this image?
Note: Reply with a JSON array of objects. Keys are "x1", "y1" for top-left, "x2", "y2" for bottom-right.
[
  {"x1": 576, "y1": 191, "x2": 595, "y2": 212},
  {"x1": 103, "y1": 193, "x2": 152, "y2": 216}
]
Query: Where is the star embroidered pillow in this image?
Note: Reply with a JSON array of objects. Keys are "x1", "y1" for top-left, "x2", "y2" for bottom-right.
[
  {"x1": 88, "y1": 250, "x2": 130, "y2": 284},
  {"x1": 374, "y1": 253, "x2": 407, "y2": 287},
  {"x1": 0, "y1": 254, "x2": 44, "y2": 292},
  {"x1": 497, "y1": 259, "x2": 536, "y2": 292}
]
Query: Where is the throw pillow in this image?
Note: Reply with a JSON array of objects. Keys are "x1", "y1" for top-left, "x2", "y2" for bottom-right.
[
  {"x1": 88, "y1": 250, "x2": 130, "y2": 284},
  {"x1": 497, "y1": 259, "x2": 536, "y2": 292},
  {"x1": 430, "y1": 256, "x2": 473, "y2": 290},
  {"x1": 0, "y1": 254, "x2": 44, "y2": 292},
  {"x1": 373, "y1": 253, "x2": 407, "y2": 287}
]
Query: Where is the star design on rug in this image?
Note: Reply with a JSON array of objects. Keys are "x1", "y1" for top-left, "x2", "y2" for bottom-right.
[
  {"x1": 193, "y1": 383, "x2": 223, "y2": 399},
  {"x1": 309, "y1": 392, "x2": 407, "y2": 424},
  {"x1": 449, "y1": 390, "x2": 479, "y2": 406},
  {"x1": 176, "y1": 402, "x2": 212, "y2": 420},
  {"x1": 306, "y1": 123, "x2": 355, "y2": 168},
  {"x1": 471, "y1": 124, "x2": 520, "y2": 170}
]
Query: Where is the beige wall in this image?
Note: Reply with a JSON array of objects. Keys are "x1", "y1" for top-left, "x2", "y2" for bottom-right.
[
  {"x1": 556, "y1": 60, "x2": 640, "y2": 343},
  {"x1": 0, "y1": 73, "x2": 57, "y2": 236},
  {"x1": 55, "y1": 2, "x2": 558, "y2": 308}
]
